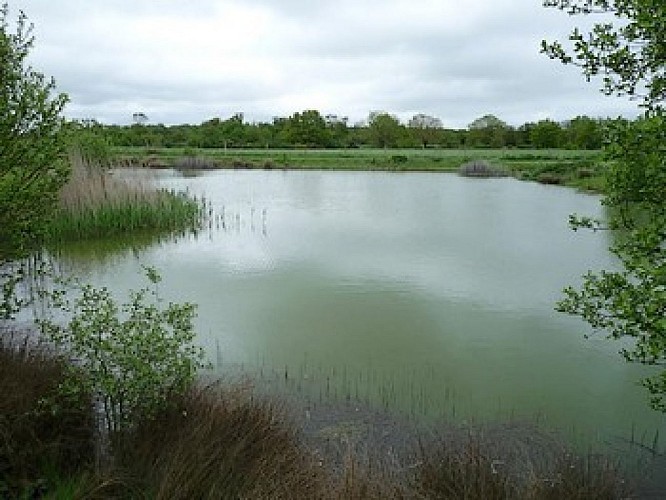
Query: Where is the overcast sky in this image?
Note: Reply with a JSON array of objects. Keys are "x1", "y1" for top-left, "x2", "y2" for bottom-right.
[{"x1": 12, "y1": 0, "x2": 640, "y2": 128}]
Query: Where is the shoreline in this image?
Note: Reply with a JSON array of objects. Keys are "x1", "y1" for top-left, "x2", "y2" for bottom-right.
[
  {"x1": 214, "y1": 367, "x2": 665, "y2": 497},
  {"x1": 112, "y1": 146, "x2": 606, "y2": 192}
]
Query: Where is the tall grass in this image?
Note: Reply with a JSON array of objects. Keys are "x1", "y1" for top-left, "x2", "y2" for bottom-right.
[
  {"x1": 46, "y1": 153, "x2": 204, "y2": 242},
  {"x1": 0, "y1": 331, "x2": 95, "y2": 497},
  {"x1": 459, "y1": 160, "x2": 509, "y2": 178},
  {"x1": 415, "y1": 424, "x2": 630, "y2": 499},
  {"x1": 113, "y1": 382, "x2": 329, "y2": 499},
  {"x1": 111, "y1": 382, "x2": 632, "y2": 499}
]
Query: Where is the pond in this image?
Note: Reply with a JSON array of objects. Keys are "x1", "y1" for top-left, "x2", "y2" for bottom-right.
[{"x1": 56, "y1": 169, "x2": 664, "y2": 448}]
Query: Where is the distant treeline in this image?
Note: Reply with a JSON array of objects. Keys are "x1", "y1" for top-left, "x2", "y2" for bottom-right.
[{"x1": 82, "y1": 111, "x2": 615, "y2": 150}]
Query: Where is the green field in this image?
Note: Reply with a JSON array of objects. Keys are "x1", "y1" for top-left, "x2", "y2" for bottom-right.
[{"x1": 114, "y1": 147, "x2": 605, "y2": 191}]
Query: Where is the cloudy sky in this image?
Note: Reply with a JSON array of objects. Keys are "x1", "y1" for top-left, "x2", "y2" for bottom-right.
[{"x1": 12, "y1": 0, "x2": 640, "y2": 128}]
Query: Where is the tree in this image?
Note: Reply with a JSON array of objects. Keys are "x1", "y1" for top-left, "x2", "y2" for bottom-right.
[
  {"x1": 284, "y1": 109, "x2": 330, "y2": 147},
  {"x1": 0, "y1": 3, "x2": 69, "y2": 259},
  {"x1": 529, "y1": 119, "x2": 565, "y2": 148},
  {"x1": 325, "y1": 115, "x2": 350, "y2": 148},
  {"x1": 467, "y1": 114, "x2": 511, "y2": 148},
  {"x1": 565, "y1": 115, "x2": 603, "y2": 149},
  {"x1": 367, "y1": 111, "x2": 403, "y2": 148},
  {"x1": 542, "y1": 0, "x2": 665, "y2": 108},
  {"x1": 65, "y1": 119, "x2": 113, "y2": 166},
  {"x1": 408, "y1": 113, "x2": 443, "y2": 148},
  {"x1": 468, "y1": 114, "x2": 508, "y2": 130},
  {"x1": 220, "y1": 112, "x2": 247, "y2": 147},
  {"x1": 544, "y1": 0, "x2": 666, "y2": 411},
  {"x1": 199, "y1": 118, "x2": 224, "y2": 148}
]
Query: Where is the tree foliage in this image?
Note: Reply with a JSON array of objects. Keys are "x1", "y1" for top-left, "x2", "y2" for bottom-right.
[
  {"x1": 545, "y1": 0, "x2": 666, "y2": 410},
  {"x1": 283, "y1": 109, "x2": 330, "y2": 147},
  {"x1": 367, "y1": 111, "x2": 403, "y2": 148},
  {"x1": 542, "y1": 0, "x2": 665, "y2": 109},
  {"x1": 408, "y1": 114, "x2": 443, "y2": 148},
  {"x1": 467, "y1": 114, "x2": 508, "y2": 130},
  {"x1": 566, "y1": 115, "x2": 604, "y2": 149},
  {"x1": 466, "y1": 115, "x2": 514, "y2": 148},
  {"x1": 530, "y1": 119, "x2": 565, "y2": 149},
  {"x1": 99, "y1": 109, "x2": 614, "y2": 151},
  {"x1": 0, "y1": 4, "x2": 69, "y2": 259},
  {"x1": 558, "y1": 114, "x2": 665, "y2": 409}
]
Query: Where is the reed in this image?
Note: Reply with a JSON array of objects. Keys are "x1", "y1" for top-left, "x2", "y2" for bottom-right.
[
  {"x1": 416, "y1": 423, "x2": 630, "y2": 499},
  {"x1": 173, "y1": 156, "x2": 219, "y2": 170},
  {"x1": 459, "y1": 160, "x2": 509, "y2": 178},
  {"x1": 46, "y1": 153, "x2": 203, "y2": 242},
  {"x1": 112, "y1": 382, "x2": 329, "y2": 499}
]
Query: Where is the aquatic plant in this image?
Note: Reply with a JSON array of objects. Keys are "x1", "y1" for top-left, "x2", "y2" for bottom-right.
[
  {"x1": 173, "y1": 156, "x2": 219, "y2": 170},
  {"x1": 458, "y1": 159, "x2": 509, "y2": 178},
  {"x1": 46, "y1": 153, "x2": 203, "y2": 242}
]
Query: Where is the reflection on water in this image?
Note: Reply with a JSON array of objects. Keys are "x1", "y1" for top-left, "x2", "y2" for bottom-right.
[{"x1": 54, "y1": 169, "x2": 664, "y2": 450}]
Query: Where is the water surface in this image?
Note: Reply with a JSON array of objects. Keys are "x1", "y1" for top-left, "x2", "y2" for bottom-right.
[{"x1": 58, "y1": 169, "x2": 664, "y2": 446}]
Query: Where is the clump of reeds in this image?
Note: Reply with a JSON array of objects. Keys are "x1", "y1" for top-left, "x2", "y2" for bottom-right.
[
  {"x1": 112, "y1": 382, "x2": 329, "y2": 499},
  {"x1": 415, "y1": 423, "x2": 630, "y2": 499},
  {"x1": 525, "y1": 454, "x2": 631, "y2": 500},
  {"x1": 0, "y1": 331, "x2": 95, "y2": 497},
  {"x1": 173, "y1": 156, "x2": 219, "y2": 170},
  {"x1": 47, "y1": 153, "x2": 203, "y2": 242},
  {"x1": 459, "y1": 159, "x2": 508, "y2": 178},
  {"x1": 417, "y1": 436, "x2": 516, "y2": 498}
]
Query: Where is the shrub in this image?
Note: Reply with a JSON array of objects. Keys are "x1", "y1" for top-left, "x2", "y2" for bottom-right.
[{"x1": 37, "y1": 267, "x2": 208, "y2": 436}]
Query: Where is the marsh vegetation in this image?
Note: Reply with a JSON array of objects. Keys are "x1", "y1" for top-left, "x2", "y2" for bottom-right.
[
  {"x1": 46, "y1": 153, "x2": 204, "y2": 243},
  {"x1": 1, "y1": 336, "x2": 637, "y2": 499},
  {"x1": 116, "y1": 146, "x2": 605, "y2": 191}
]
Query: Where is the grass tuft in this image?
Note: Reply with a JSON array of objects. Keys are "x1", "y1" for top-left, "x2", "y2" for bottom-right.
[
  {"x1": 0, "y1": 332, "x2": 94, "y2": 497},
  {"x1": 113, "y1": 382, "x2": 328, "y2": 499}
]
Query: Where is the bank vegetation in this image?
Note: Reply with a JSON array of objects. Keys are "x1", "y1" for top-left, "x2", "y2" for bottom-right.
[{"x1": 1, "y1": 335, "x2": 635, "y2": 499}]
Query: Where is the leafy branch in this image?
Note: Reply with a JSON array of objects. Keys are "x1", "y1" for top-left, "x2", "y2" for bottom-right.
[{"x1": 37, "y1": 266, "x2": 210, "y2": 434}]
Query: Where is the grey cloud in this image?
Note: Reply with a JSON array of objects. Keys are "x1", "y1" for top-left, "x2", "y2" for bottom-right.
[{"x1": 13, "y1": 0, "x2": 642, "y2": 128}]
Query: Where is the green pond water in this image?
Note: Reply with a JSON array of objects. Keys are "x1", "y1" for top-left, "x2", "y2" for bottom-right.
[{"x1": 56, "y1": 169, "x2": 664, "y2": 448}]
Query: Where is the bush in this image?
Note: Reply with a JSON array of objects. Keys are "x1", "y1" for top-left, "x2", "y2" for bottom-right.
[{"x1": 37, "y1": 267, "x2": 208, "y2": 436}]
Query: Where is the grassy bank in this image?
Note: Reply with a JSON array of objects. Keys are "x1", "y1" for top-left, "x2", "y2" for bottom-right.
[
  {"x1": 45, "y1": 153, "x2": 205, "y2": 243},
  {"x1": 114, "y1": 147, "x2": 606, "y2": 192},
  {"x1": 1, "y1": 336, "x2": 640, "y2": 499}
]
